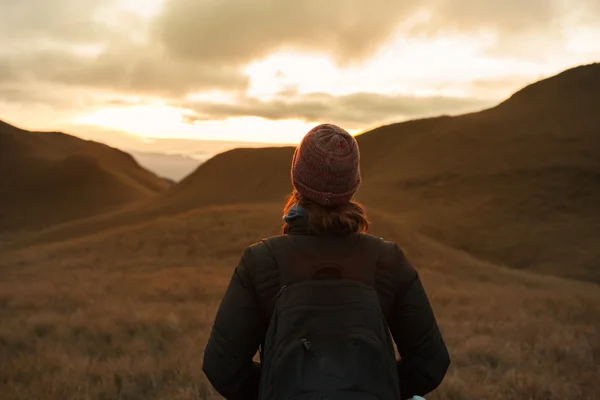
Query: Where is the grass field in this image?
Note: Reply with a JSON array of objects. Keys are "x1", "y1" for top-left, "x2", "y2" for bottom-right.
[{"x1": 1, "y1": 205, "x2": 599, "y2": 400}]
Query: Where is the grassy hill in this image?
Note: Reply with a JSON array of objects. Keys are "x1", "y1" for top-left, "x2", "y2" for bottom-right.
[
  {"x1": 0, "y1": 120, "x2": 171, "y2": 234},
  {"x1": 0, "y1": 204, "x2": 598, "y2": 399},
  {"x1": 158, "y1": 146, "x2": 296, "y2": 212},
  {"x1": 355, "y1": 64, "x2": 600, "y2": 282},
  {"x1": 109, "y1": 62, "x2": 599, "y2": 283},
  {"x1": 3, "y1": 64, "x2": 599, "y2": 282}
]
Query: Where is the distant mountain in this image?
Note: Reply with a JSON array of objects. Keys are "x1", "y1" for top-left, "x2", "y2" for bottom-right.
[
  {"x1": 129, "y1": 150, "x2": 206, "y2": 182},
  {"x1": 0, "y1": 120, "x2": 171, "y2": 233}
]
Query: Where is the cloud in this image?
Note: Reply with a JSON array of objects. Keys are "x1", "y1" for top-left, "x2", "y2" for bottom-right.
[
  {"x1": 0, "y1": 45, "x2": 248, "y2": 97},
  {"x1": 2, "y1": 0, "x2": 599, "y2": 122},
  {"x1": 179, "y1": 91, "x2": 494, "y2": 129},
  {"x1": 0, "y1": 0, "x2": 113, "y2": 43},
  {"x1": 154, "y1": 0, "x2": 417, "y2": 65},
  {"x1": 423, "y1": 0, "x2": 563, "y2": 35},
  {"x1": 0, "y1": 82, "x2": 111, "y2": 113},
  {"x1": 154, "y1": 0, "x2": 600, "y2": 65},
  {"x1": 0, "y1": 0, "x2": 248, "y2": 99},
  {"x1": 411, "y1": 0, "x2": 600, "y2": 60},
  {"x1": 429, "y1": 74, "x2": 549, "y2": 99},
  {"x1": 0, "y1": 86, "x2": 75, "y2": 108}
]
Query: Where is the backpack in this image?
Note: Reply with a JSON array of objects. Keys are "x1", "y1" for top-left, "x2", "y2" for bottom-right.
[{"x1": 258, "y1": 234, "x2": 401, "y2": 400}]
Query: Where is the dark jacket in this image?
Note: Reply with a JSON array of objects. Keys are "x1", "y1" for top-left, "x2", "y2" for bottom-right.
[{"x1": 202, "y1": 217, "x2": 450, "y2": 400}]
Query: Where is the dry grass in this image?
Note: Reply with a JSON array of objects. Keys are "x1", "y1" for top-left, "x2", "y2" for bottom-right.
[
  {"x1": 1, "y1": 204, "x2": 599, "y2": 399},
  {"x1": 0, "y1": 265, "x2": 222, "y2": 400}
]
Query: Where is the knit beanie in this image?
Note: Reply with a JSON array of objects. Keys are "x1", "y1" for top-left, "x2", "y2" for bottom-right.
[{"x1": 291, "y1": 123, "x2": 361, "y2": 206}]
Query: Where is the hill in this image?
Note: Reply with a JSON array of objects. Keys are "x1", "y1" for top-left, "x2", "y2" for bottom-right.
[
  {"x1": 156, "y1": 146, "x2": 296, "y2": 211},
  {"x1": 2, "y1": 63, "x2": 599, "y2": 283},
  {"x1": 0, "y1": 120, "x2": 171, "y2": 234},
  {"x1": 1, "y1": 204, "x2": 598, "y2": 399},
  {"x1": 355, "y1": 63, "x2": 600, "y2": 282},
  {"x1": 154, "y1": 63, "x2": 600, "y2": 283}
]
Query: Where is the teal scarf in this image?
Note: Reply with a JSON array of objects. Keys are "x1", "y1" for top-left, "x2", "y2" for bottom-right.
[{"x1": 283, "y1": 204, "x2": 308, "y2": 223}]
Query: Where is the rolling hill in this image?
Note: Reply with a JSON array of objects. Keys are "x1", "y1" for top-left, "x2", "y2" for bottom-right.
[
  {"x1": 0, "y1": 120, "x2": 171, "y2": 234},
  {"x1": 1, "y1": 203, "x2": 599, "y2": 400},
  {"x1": 2, "y1": 63, "x2": 599, "y2": 283},
  {"x1": 154, "y1": 62, "x2": 600, "y2": 282},
  {"x1": 355, "y1": 63, "x2": 600, "y2": 282},
  {"x1": 156, "y1": 146, "x2": 296, "y2": 211}
]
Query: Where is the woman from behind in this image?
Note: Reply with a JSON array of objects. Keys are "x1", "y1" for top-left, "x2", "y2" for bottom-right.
[{"x1": 202, "y1": 123, "x2": 450, "y2": 400}]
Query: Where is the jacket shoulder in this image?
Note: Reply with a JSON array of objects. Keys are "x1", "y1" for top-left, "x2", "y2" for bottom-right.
[
  {"x1": 237, "y1": 237, "x2": 281, "y2": 295},
  {"x1": 373, "y1": 236, "x2": 418, "y2": 290}
]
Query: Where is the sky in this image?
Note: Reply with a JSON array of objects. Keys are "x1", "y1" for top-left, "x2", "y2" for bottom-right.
[{"x1": 1, "y1": 0, "x2": 599, "y2": 150}]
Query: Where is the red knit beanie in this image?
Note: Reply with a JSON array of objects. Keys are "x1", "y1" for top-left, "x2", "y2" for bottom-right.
[{"x1": 291, "y1": 123, "x2": 361, "y2": 206}]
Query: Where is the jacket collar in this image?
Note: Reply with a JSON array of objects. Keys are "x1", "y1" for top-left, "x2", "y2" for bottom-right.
[
  {"x1": 283, "y1": 204, "x2": 311, "y2": 235},
  {"x1": 284, "y1": 214, "x2": 311, "y2": 235}
]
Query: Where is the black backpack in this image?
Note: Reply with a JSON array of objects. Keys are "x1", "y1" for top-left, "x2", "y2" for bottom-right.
[{"x1": 258, "y1": 234, "x2": 401, "y2": 400}]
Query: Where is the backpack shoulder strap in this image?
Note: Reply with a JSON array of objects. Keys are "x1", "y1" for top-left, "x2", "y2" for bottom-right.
[{"x1": 261, "y1": 235, "x2": 301, "y2": 286}]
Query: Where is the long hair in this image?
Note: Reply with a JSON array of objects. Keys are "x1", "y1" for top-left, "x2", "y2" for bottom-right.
[{"x1": 282, "y1": 191, "x2": 369, "y2": 235}]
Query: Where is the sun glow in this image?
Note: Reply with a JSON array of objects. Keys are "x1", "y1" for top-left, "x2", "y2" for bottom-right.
[
  {"x1": 73, "y1": 104, "x2": 327, "y2": 144},
  {"x1": 241, "y1": 32, "x2": 529, "y2": 99},
  {"x1": 75, "y1": 104, "x2": 194, "y2": 137}
]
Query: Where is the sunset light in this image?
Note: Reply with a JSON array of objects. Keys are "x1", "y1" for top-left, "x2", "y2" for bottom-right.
[
  {"x1": 2, "y1": 0, "x2": 599, "y2": 147},
  {"x1": 69, "y1": 33, "x2": 595, "y2": 145},
  {"x1": 74, "y1": 103, "x2": 323, "y2": 144},
  {"x1": 2, "y1": 2, "x2": 600, "y2": 399}
]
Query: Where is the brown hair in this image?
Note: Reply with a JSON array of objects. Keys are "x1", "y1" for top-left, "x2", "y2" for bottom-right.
[{"x1": 282, "y1": 191, "x2": 369, "y2": 235}]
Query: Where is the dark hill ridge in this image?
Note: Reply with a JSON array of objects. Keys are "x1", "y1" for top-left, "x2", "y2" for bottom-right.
[
  {"x1": 0, "y1": 120, "x2": 168, "y2": 193},
  {"x1": 494, "y1": 62, "x2": 600, "y2": 116},
  {"x1": 0, "y1": 120, "x2": 171, "y2": 233},
  {"x1": 352, "y1": 64, "x2": 600, "y2": 283}
]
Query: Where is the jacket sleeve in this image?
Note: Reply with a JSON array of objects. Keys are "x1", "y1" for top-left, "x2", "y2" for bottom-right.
[
  {"x1": 202, "y1": 246, "x2": 265, "y2": 400},
  {"x1": 386, "y1": 245, "x2": 450, "y2": 399}
]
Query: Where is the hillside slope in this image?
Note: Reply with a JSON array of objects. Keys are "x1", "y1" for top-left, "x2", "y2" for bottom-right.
[
  {"x1": 355, "y1": 63, "x2": 600, "y2": 282},
  {"x1": 4, "y1": 63, "x2": 599, "y2": 283},
  {"x1": 157, "y1": 146, "x2": 296, "y2": 212},
  {"x1": 0, "y1": 120, "x2": 170, "y2": 233},
  {"x1": 1, "y1": 203, "x2": 599, "y2": 399},
  {"x1": 157, "y1": 63, "x2": 600, "y2": 282}
]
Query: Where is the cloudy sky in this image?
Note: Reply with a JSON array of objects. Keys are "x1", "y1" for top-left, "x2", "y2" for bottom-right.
[{"x1": 1, "y1": 0, "x2": 599, "y2": 148}]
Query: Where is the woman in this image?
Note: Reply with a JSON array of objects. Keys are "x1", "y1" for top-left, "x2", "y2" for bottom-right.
[{"x1": 202, "y1": 123, "x2": 450, "y2": 400}]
